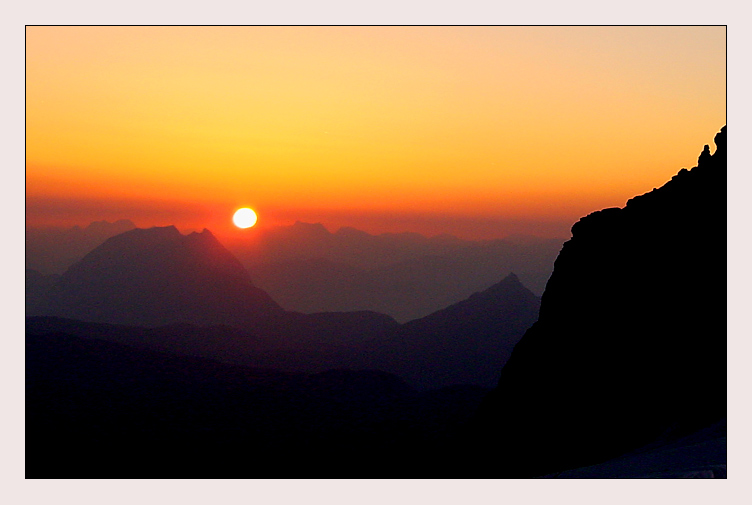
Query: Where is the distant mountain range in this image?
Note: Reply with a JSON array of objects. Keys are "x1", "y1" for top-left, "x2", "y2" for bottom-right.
[
  {"x1": 237, "y1": 222, "x2": 562, "y2": 322},
  {"x1": 27, "y1": 219, "x2": 563, "y2": 322},
  {"x1": 27, "y1": 222, "x2": 541, "y2": 390},
  {"x1": 27, "y1": 272, "x2": 539, "y2": 391}
]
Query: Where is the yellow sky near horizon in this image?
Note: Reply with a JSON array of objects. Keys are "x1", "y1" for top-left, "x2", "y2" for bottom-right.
[{"x1": 26, "y1": 26, "x2": 726, "y2": 239}]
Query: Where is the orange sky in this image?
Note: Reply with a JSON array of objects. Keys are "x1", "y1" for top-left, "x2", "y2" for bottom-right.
[{"x1": 26, "y1": 26, "x2": 726, "y2": 239}]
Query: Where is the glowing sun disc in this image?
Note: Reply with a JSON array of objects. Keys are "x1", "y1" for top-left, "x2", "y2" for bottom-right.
[{"x1": 233, "y1": 208, "x2": 258, "y2": 228}]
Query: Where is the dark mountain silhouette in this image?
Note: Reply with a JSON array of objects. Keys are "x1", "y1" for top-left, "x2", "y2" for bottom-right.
[
  {"x1": 245, "y1": 232, "x2": 562, "y2": 322},
  {"x1": 25, "y1": 224, "x2": 407, "y2": 358},
  {"x1": 25, "y1": 219, "x2": 136, "y2": 274},
  {"x1": 43, "y1": 226, "x2": 284, "y2": 328},
  {"x1": 354, "y1": 273, "x2": 540, "y2": 389},
  {"x1": 27, "y1": 217, "x2": 562, "y2": 323},
  {"x1": 27, "y1": 223, "x2": 541, "y2": 384},
  {"x1": 468, "y1": 126, "x2": 727, "y2": 477},
  {"x1": 238, "y1": 220, "x2": 563, "y2": 279},
  {"x1": 26, "y1": 270, "x2": 537, "y2": 389},
  {"x1": 26, "y1": 331, "x2": 488, "y2": 478},
  {"x1": 26, "y1": 316, "x2": 287, "y2": 367}
]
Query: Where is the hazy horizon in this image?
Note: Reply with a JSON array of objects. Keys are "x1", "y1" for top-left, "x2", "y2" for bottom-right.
[{"x1": 24, "y1": 214, "x2": 573, "y2": 241}]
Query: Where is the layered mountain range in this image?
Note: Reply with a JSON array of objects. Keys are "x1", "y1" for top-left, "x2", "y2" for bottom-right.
[
  {"x1": 239, "y1": 223, "x2": 562, "y2": 321},
  {"x1": 26, "y1": 214, "x2": 542, "y2": 476},
  {"x1": 27, "y1": 218, "x2": 563, "y2": 322},
  {"x1": 27, "y1": 223, "x2": 541, "y2": 390}
]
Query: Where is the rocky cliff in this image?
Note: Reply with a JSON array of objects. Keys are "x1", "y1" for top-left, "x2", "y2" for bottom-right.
[{"x1": 470, "y1": 126, "x2": 727, "y2": 477}]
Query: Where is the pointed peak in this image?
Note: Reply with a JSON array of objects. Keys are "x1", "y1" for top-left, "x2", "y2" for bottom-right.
[
  {"x1": 481, "y1": 272, "x2": 534, "y2": 297},
  {"x1": 493, "y1": 272, "x2": 525, "y2": 290},
  {"x1": 503, "y1": 272, "x2": 520, "y2": 283},
  {"x1": 189, "y1": 228, "x2": 215, "y2": 237},
  {"x1": 186, "y1": 228, "x2": 224, "y2": 249}
]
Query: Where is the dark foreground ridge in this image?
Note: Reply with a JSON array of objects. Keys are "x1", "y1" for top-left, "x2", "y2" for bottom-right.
[
  {"x1": 468, "y1": 126, "x2": 727, "y2": 477},
  {"x1": 26, "y1": 332, "x2": 488, "y2": 478}
]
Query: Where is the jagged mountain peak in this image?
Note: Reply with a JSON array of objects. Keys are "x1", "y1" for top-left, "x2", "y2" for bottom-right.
[
  {"x1": 99, "y1": 225, "x2": 182, "y2": 247},
  {"x1": 49, "y1": 224, "x2": 283, "y2": 328},
  {"x1": 494, "y1": 271, "x2": 521, "y2": 287}
]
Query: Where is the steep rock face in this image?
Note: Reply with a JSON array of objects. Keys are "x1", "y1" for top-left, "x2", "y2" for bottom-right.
[
  {"x1": 47, "y1": 226, "x2": 284, "y2": 328},
  {"x1": 472, "y1": 126, "x2": 727, "y2": 477}
]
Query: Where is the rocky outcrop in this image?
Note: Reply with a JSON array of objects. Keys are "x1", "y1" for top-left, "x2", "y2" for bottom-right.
[{"x1": 470, "y1": 126, "x2": 727, "y2": 477}]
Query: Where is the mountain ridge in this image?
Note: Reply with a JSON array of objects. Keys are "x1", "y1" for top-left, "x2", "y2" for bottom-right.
[
  {"x1": 351, "y1": 272, "x2": 541, "y2": 389},
  {"x1": 42, "y1": 224, "x2": 284, "y2": 328},
  {"x1": 27, "y1": 267, "x2": 540, "y2": 390},
  {"x1": 27, "y1": 218, "x2": 563, "y2": 321}
]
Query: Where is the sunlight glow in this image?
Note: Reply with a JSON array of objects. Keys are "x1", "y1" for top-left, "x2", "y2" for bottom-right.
[
  {"x1": 233, "y1": 208, "x2": 258, "y2": 228},
  {"x1": 25, "y1": 27, "x2": 726, "y2": 238}
]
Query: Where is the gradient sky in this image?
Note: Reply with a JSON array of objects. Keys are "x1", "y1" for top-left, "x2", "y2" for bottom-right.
[{"x1": 26, "y1": 26, "x2": 726, "y2": 239}]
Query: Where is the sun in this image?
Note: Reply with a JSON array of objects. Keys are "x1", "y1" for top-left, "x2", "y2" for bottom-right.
[{"x1": 233, "y1": 208, "x2": 258, "y2": 228}]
